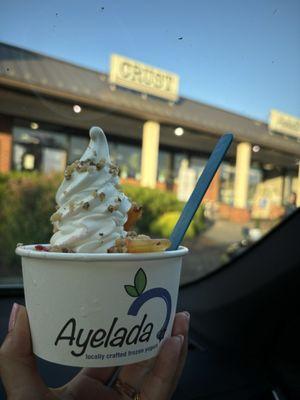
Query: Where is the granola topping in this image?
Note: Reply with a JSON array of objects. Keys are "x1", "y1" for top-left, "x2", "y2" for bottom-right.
[
  {"x1": 50, "y1": 212, "x2": 62, "y2": 222},
  {"x1": 98, "y1": 192, "x2": 106, "y2": 201},
  {"x1": 82, "y1": 202, "x2": 90, "y2": 210}
]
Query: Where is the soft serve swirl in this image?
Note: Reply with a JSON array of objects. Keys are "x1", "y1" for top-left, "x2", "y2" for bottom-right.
[{"x1": 50, "y1": 127, "x2": 132, "y2": 253}]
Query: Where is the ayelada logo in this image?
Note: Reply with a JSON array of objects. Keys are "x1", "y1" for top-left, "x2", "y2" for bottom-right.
[
  {"x1": 54, "y1": 268, "x2": 172, "y2": 357},
  {"x1": 125, "y1": 268, "x2": 172, "y2": 341}
]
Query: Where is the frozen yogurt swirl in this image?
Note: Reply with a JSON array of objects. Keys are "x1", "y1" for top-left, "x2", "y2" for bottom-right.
[{"x1": 50, "y1": 127, "x2": 132, "y2": 253}]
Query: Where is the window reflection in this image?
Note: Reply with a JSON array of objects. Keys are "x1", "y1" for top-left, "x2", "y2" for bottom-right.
[
  {"x1": 13, "y1": 126, "x2": 67, "y2": 173},
  {"x1": 69, "y1": 136, "x2": 89, "y2": 163},
  {"x1": 220, "y1": 163, "x2": 235, "y2": 205},
  {"x1": 111, "y1": 142, "x2": 141, "y2": 180},
  {"x1": 157, "y1": 150, "x2": 172, "y2": 187}
]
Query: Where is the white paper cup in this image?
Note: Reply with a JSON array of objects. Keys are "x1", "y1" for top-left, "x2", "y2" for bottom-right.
[{"x1": 16, "y1": 245, "x2": 188, "y2": 367}]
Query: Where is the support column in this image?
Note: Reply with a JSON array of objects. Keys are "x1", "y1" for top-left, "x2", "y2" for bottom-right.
[
  {"x1": 0, "y1": 115, "x2": 13, "y2": 172},
  {"x1": 297, "y1": 162, "x2": 300, "y2": 207},
  {"x1": 233, "y1": 142, "x2": 251, "y2": 208},
  {"x1": 283, "y1": 171, "x2": 292, "y2": 204},
  {"x1": 140, "y1": 121, "x2": 160, "y2": 188}
]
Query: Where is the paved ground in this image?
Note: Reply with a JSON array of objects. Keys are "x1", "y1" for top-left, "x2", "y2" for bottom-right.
[{"x1": 180, "y1": 220, "x2": 245, "y2": 285}]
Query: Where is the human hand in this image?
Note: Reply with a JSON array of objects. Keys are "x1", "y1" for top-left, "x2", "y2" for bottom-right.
[{"x1": 0, "y1": 304, "x2": 189, "y2": 400}]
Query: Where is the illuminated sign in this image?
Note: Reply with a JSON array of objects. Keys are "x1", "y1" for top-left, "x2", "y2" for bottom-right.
[
  {"x1": 269, "y1": 109, "x2": 300, "y2": 139},
  {"x1": 109, "y1": 54, "x2": 179, "y2": 101}
]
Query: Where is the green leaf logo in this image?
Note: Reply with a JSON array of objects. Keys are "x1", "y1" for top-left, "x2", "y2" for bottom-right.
[
  {"x1": 134, "y1": 268, "x2": 147, "y2": 295},
  {"x1": 125, "y1": 285, "x2": 139, "y2": 297},
  {"x1": 124, "y1": 268, "x2": 147, "y2": 297}
]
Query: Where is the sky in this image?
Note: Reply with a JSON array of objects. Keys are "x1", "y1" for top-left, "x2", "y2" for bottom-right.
[{"x1": 1, "y1": 0, "x2": 300, "y2": 121}]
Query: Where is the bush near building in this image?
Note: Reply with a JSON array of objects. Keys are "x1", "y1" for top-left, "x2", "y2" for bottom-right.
[
  {"x1": 0, "y1": 173, "x2": 206, "y2": 271},
  {"x1": 0, "y1": 172, "x2": 59, "y2": 270}
]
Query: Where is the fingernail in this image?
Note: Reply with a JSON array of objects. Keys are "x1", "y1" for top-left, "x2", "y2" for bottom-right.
[
  {"x1": 8, "y1": 303, "x2": 19, "y2": 332},
  {"x1": 183, "y1": 311, "x2": 190, "y2": 320}
]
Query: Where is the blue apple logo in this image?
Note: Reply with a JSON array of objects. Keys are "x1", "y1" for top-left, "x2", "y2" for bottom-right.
[{"x1": 125, "y1": 268, "x2": 172, "y2": 341}]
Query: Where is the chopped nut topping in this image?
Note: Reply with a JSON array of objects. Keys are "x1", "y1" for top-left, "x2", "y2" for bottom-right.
[
  {"x1": 98, "y1": 192, "x2": 106, "y2": 201},
  {"x1": 99, "y1": 232, "x2": 104, "y2": 236},
  {"x1": 109, "y1": 163, "x2": 120, "y2": 176},
  {"x1": 69, "y1": 201, "x2": 75, "y2": 212},
  {"x1": 126, "y1": 231, "x2": 138, "y2": 238},
  {"x1": 136, "y1": 234, "x2": 151, "y2": 240},
  {"x1": 64, "y1": 163, "x2": 76, "y2": 180},
  {"x1": 82, "y1": 202, "x2": 90, "y2": 210},
  {"x1": 108, "y1": 238, "x2": 127, "y2": 253},
  {"x1": 78, "y1": 164, "x2": 88, "y2": 172},
  {"x1": 50, "y1": 212, "x2": 62, "y2": 222},
  {"x1": 107, "y1": 203, "x2": 119, "y2": 212},
  {"x1": 96, "y1": 159, "x2": 106, "y2": 170}
]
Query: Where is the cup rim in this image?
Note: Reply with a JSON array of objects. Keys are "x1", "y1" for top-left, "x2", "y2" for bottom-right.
[{"x1": 16, "y1": 244, "x2": 189, "y2": 261}]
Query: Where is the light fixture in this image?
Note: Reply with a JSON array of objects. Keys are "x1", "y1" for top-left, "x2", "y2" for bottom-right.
[
  {"x1": 30, "y1": 122, "x2": 39, "y2": 130},
  {"x1": 73, "y1": 104, "x2": 82, "y2": 113},
  {"x1": 252, "y1": 145, "x2": 260, "y2": 153},
  {"x1": 174, "y1": 127, "x2": 184, "y2": 136},
  {"x1": 264, "y1": 163, "x2": 274, "y2": 171}
]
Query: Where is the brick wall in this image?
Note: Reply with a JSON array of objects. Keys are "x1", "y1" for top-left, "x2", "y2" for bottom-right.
[
  {"x1": 0, "y1": 115, "x2": 13, "y2": 172},
  {"x1": 204, "y1": 170, "x2": 220, "y2": 202},
  {"x1": 0, "y1": 133, "x2": 12, "y2": 172}
]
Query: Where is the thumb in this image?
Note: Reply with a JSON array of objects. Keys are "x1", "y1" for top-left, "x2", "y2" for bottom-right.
[{"x1": 0, "y1": 304, "x2": 49, "y2": 398}]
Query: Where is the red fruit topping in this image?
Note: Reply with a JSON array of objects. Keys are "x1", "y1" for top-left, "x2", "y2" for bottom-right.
[{"x1": 35, "y1": 245, "x2": 49, "y2": 252}]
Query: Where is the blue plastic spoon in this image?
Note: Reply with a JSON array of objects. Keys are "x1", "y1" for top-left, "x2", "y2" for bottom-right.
[{"x1": 168, "y1": 133, "x2": 233, "y2": 251}]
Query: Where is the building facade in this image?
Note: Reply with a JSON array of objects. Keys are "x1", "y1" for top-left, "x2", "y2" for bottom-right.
[{"x1": 0, "y1": 42, "x2": 299, "y2": 221}]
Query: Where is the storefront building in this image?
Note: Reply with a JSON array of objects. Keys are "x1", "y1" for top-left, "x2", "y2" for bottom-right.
[{"x1": 0, "y1": 42, "x2": 300, "y2": 221}]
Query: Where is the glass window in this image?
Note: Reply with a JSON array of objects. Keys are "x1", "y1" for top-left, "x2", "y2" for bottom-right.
[
  {"x1": 68, "y1": 136, "x2": 89, "y2": 163},
  {"x1": 173, "y1": 153, "x2": 188, "y2": 180},
  {"x1": 13, "y1": 127, "x2": 68, "y2": 149},
  {"x1": 13, "y1": 126, "x2": 67, "y2": 172},
  {"x1": 157, "y1": 150, "x2": 172, "y2": 184},
  {"x1": 115, "y1": 143, "x2": 141, "y2": 180},
  {"x1": 13, "y1": 143, "x2": 27, "y2": 171},
  {"x1": 190, "y1": 156, "x2": 207, "y2": 178},
  {"x1": 42, "y1": 148, "x2": 67, "y2": 173},
  {"x1": 248, "y1": 166, "x2": 263, "y2": 207},
  {"x1": 219, "y1": 163, "x2": 236, "y2": 205}
]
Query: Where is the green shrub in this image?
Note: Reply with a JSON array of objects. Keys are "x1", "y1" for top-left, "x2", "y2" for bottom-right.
[
  {"x1": 122, "y1": 184, "x2": 182, "y2": 234},
  {"x1": 0, "y1": 173, "x2": 61, "y2": 269},
  {"x1": 150, "y1": 211, "x2": 196, "y2": 239},
  {"x1": 193, "y1": 206, "x2": 206, "y2": 234},
  {"x1": 123, "y1": 185, "x2": 205, "y2": 238}
]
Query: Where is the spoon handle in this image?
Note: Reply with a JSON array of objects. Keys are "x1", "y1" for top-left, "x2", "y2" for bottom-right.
[{"x1": 168, "y1": 133, "x2": 233, "y2": 250}]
